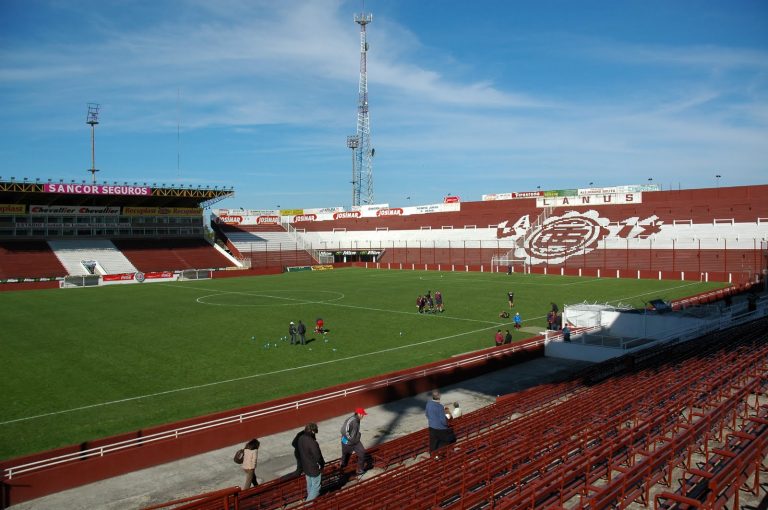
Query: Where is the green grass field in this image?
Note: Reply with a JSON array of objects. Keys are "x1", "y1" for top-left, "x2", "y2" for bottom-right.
[{"x1": 0, "y1": 268, "x2": 726, "y2": 460}]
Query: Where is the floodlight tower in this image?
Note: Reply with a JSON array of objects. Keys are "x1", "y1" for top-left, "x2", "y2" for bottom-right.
[
  {"x1": 346, "y1": 135, "x2": 360, "y2": 206},
  {"x1": 349, "y1": 10, "x2": 374, "y2": 206},
  {"x1": 86, "y1": 103, "x2": 101, "y2": 183}
]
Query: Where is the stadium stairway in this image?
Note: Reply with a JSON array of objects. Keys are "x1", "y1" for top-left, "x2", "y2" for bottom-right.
[{"x1": 47, "y1": 239, "x2": 138, "y2": 275}]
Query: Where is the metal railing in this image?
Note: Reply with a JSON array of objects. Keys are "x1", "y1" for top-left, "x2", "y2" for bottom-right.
[{"x1": 2, "y1": 337, "x2": 545, "y2": 481}]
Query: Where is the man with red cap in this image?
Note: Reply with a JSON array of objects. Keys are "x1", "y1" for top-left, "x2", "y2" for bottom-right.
[{"x1": 339, "y1": 407, "x2": 368, "y2": 476}]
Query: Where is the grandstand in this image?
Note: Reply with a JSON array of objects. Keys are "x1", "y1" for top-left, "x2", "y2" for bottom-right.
[
  {"x1": 0, "y1": 179, "x2": 238, "y2": 289},
  {"x1": 213, "y1": 184, "x2": 768, "y2": 283}
]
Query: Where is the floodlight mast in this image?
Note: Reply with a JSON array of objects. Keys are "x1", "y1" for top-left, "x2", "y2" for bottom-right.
[
  {"x1": 347, "y1": 135, "x2": 360, "y2": 206},
  {"x1": 350, "y1": 11, "x2": 374, "y2": 206},
  {"x1": 86, "y1": 103, "x2": 100, "y2": 184}
]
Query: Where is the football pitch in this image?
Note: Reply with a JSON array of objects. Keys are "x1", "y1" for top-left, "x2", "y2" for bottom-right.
[{"x1": 0, "y1": 268, "x2": 726, "y2": 460}]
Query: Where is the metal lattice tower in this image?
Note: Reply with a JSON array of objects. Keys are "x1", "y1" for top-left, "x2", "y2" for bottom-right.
[
  {"x1": 348, "y1": 11, "x2": 374, "y2": 206},
  {"x1": 86, "y1": 103, "x2": 101, "y2": 184}
]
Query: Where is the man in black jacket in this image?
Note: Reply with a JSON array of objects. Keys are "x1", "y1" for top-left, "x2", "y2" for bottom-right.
[
  {"x1": 290, "y1": 429, "x2": 304, "y2": 476},
  {"x1": 297, "y1": 422, "x2": 324, "y2": 502},
  {"x1": 297, "y1": 320, "x2": 307, "y2": 345}
]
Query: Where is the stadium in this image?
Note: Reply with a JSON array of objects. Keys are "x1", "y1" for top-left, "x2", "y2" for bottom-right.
[
  {"x1": 1, "y1": 177, "x2": 767, "y2": 509},
  {"x1": 2, "y1": 3, "x2": 768, "y2": 509}
]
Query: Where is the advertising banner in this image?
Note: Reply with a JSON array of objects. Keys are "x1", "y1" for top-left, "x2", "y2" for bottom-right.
[
  {"x1": 0, "y1": 204, "x2": 25, "y2": 215},
  {"x1": 144, "y1": 271, "x2": 175, "y2": 279},
  {"x1": 305, "y1": 206, "x2": 344, "y2": 214},
  {"x1": 122, "y1": 207, "x2": 202, "y2": 216},
  {"x1": 216, "y1": 214, "x2": 244, "y2": 225},
  {"x1": 352, "y1": 203, "x2": 389, "y2": 212},
  {"x1": 103, "y1": 273, "x2": 135, "y2": 282},
  {"x1": 536, "y1": 192, "x2": 642, "y2": 208},
  {"x1": 333, "y1": 211, "x2": 361, "y2": 220},
  {"x1": 44, "y1": 183, "x2": 151, "y2": 196},
  {"x1": 256, "y1": 215, "x2": 280, "y2": 225},
  {"x1": 577, "y1": 184, "x2": 659, "y2": 195},
  {"x1": 30, "y1": 205, "x2": 121, "y2": 215},
  {"x1": 280, "y1": 209, "x2": 303, "y2": 216},
  {"x1": 443, "y1": 196, "x2": 460, "y2": 203}
]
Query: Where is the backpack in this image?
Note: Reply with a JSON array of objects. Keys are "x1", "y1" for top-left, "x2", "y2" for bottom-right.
[{"x1": 233, "y1": 448, "x2": 245, "y2": 464}]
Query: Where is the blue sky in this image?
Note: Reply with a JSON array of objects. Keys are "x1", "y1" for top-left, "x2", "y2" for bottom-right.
[{"x1": 1, "y1": 0, "x2": 766, "y2": 210}]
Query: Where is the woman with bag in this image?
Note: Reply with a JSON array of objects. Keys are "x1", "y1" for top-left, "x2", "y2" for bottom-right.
[{"x1": 241, "y1": 438, "x2": 260, "y2": 489}]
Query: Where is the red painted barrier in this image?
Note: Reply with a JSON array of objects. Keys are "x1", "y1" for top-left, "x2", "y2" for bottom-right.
[{"x1": 0, "y1": 339, "x2": 544, "y2": 506}]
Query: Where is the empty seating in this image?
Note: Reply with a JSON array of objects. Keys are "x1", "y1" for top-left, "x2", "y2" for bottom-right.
[
  {"x1": 152, "y1": 318, "x2": 767, "y2": 510},
  {"x1": 48, "y1": 239, "x2": 138, "y2": 275},
  {"x1": 0, "y1": 240, "x2": 66, "y2": 279},
  {"x1": 113, "y1": 238, "x2": 233, "y2": 272}
]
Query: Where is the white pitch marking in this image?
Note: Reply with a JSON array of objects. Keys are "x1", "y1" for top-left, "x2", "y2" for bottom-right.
[{"x1": 0, "y1": 317, "x2": 540, "y2": 426}]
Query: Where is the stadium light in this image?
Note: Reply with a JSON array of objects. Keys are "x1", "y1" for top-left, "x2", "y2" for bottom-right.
[
  {"x1": 589, "y1": 182, "x2": 593, "y2": 186},
  {"x1": 23, "y1": 177, "x2": 28, "y2": 182},
  {"x1": 47, "y1": 178, "x2": 51, "y2": 182},
  {"x1": 715, "y1": 174, "x2": 721, "y2": 187}
]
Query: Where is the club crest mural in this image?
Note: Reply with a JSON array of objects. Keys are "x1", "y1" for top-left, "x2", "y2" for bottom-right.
[{"x1": 497, "y1": 210, "x2": 662, "y2": 265}]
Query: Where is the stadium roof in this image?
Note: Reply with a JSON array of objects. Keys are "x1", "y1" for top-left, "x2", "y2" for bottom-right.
[{"x1": 0, "y1": 179, "x2": 234, "y2": 209}]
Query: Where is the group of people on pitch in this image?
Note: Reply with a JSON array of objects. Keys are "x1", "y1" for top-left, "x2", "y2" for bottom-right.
[
  {"x1": 416, "y1": 290, "x2": 444, "y2": 313},
  {"x1": 288, "y1": 318, "x2": 328, "y2": 345}
]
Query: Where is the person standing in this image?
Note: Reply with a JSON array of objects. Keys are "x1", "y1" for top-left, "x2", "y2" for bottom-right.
[
  {"x1": 297, "y1": 320, "x2": 307, "y2": 345},
  {"x1": 290, "y1": 428, "x2": 305, "y2": 476},
  {"x1": 435, "y1": 290, "x2": 444, "y2": 312},
  {"x1": 514, "y1": 312, "x2": 522, "y2": 330},
  {"x1": 241, "y1": 438, "x2": 260, "y2": 490},
  {"x1": 507, "y1": 291, "x2": 515, "y2": 309},
  {"x1": 562, "y1": 324, "x2": 571, "y2": 342},
  {"x1": 298, "y1": 422, "x2": 325, "y2": 502},
  {"x1": 340, "y1": 408, "x2": 368, "y2": 476},
  {"x1": 425, "y1": 389, "x2": 456, "y2": 455},
  {"x1": 504, "y1": 329, "x2": 512, "y2": 344},
  {"x1": 289, "y1": 321, "x2": 297, "y2": 345},
  {"x1": 495, "y1": 329, "x2": 504, "y2": 346}
]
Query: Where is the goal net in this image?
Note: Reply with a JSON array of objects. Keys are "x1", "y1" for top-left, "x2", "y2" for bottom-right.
[
  {"x1": 178, "y1": 269, "x2": 213, "y2": 281},
  {"x1": 491, "y1": 255, "x2": 529, "y2": 274},
  {"x1": 61, "y1": 275, "x2": 101, "y2": 288}
]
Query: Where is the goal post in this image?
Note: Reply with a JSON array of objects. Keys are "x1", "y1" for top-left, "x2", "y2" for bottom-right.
[
  {"x1": 178, "y1": 269, "x2": 213, "y2": 281},
  {"x1": 61, "y1": 275, "x2": 101, "y2": 288},
  {"x1": 491, "y1": 255, "x2": 529, "y2": 274}
]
